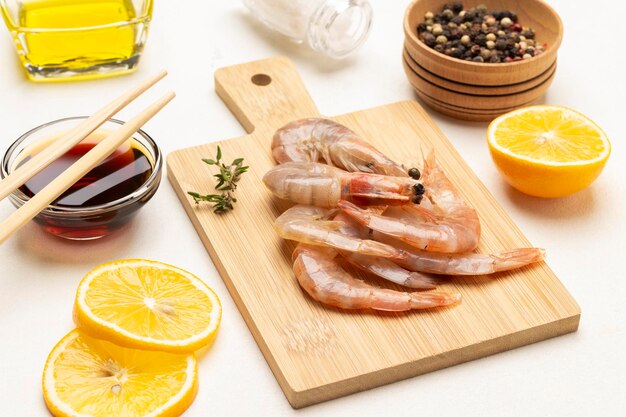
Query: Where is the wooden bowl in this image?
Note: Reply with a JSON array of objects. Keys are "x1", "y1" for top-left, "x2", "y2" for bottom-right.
[
  {"x1": 403, "y1": 44, "x2": 557, "y2": 96},
  {"x1": 403, "y1": 0, "x2": 563, "y2": 86},
  {"x1": 402, "y1": 56, "x2": 554, "y2": 110},
  {"x1": 413, "y1": 88, "x2": 536, "y2": 121}
]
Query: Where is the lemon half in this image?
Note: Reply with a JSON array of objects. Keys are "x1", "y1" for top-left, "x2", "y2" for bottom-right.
[{"x1": 487, "y1": 105, "x2": 611, "y2": 198}]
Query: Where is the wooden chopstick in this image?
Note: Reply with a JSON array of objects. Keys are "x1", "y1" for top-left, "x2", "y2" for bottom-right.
[
  {"x1": 0, "y1": 91, "x2": 176, "y2": 244},
  {"x1": 0, "y1": 70, "x2": 167, "y2": 202}
]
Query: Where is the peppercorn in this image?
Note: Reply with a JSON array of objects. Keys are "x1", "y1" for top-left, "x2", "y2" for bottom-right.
[
  {"x1": 473, "y1": 55, "x2": 484, "y2": 62},
  {"x1": 485, "y1": 16, "x2": 496, "y2": 26},
  {"x1": 408, "y1": 168, "x2": 421, "y2": 180},
  {"x1": 436, "y1": 35, "x2": 448, "y2": 44},
  {"x1": 434, "y1": 44, "x2": 445, "y2": 53},
  {"x1": 488, "y1": 55, "x2": 500, "y2": 63},
  {"x1": 421, "y1": 32, "x2": 436, "y2": 47},
  {"x1": 526, "y1": 47, "x2": 535, "y2": 55},
  {"x1": 470, "y1": 44, "x2": 481, "y2": 55},
  {"x1": 522, "y1": 29, "x2": 535, "y2": 39},
  {"x1": 432, "y1": 24, "x2": 443, "y2": 35},
  {"x1": 475, "y1": 33, "x2": 487, "y2": 46},
  {"x1": 425, "y1": 11, "x2": 434, "y2": 20},
  {"x1": 495, "y1": 39, "x2": 507, "y2": 51},
  {"x1": 442, "y1": 9, "x2": 454, "y2": 19},
  {"x1": 452, "y1": 2, "x2": 463, "y2": 13},
  {"x1": 500, "y1": 17, "x2": 513, "y2": 28},
  {"x1": 485, "y1": 33, "x2": 496, "y2": 42},
  {"x1": 523, "y1": 53, "x2": 532, "y2": 59},
  {"x1": 481, "y1": 48, "x2": 492, "y2": 59},
  {"x1": 460, "y1": 34, "x2": 471, "y2": 45}
]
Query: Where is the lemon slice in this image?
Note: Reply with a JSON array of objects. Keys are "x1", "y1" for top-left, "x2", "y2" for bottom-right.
[
  {"x1": 74, "y1": 259, "x2": 222, "y2": 353},
  {"x1": 43, "y1": 330, "x2": 197, "y2": 417},
  {"x1": 487, "y1": 105, "x2": 611, "y2": 198}
]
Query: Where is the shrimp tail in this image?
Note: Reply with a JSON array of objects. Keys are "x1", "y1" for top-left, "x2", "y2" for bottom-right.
[
  {"x1": 493, "y1": 248, "x2": 546, "y2": 272},
  {"x1": 407, "y1": 292, "x2": 461, "y2": 310}
]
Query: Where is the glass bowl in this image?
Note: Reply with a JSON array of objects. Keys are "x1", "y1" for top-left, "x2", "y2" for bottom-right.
[
  {"x1": 1, "y1": 117, "x2": 162, "y2": 240},
  {"x1": 0, "y1": 0, "x2": 153, "y2": 82}
]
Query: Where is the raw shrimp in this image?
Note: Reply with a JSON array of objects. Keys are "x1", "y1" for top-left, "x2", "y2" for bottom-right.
[
  {"x1": 374, "y1": 232, "x2": 546, "y2": 275},
  {"x1": 272, "y1": 118, "x2": 408, "y2": 176},
  {"x1": 292, "y1": 244, "x2": 461, "y2": 311},
  {"x1": 396, "y1": 248, "x2": 546, "y2": 275},
  {"x1": 338, "y1": 152, "x2": 480, "y2": 253},
  {"x1": 263, "y1": 162, "x2": 423, "y2": 208},
  {"x1": 274, "y1": 205, "x2": 406, "y2": 259},
  {"x1": 333, "y1": 212, "x2": 438, "y2": 289}
]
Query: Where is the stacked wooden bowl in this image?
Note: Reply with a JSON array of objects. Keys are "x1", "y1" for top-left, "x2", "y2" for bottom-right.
[{"x1": 403, "y1": 0, "x2": 563, "y2": 121}]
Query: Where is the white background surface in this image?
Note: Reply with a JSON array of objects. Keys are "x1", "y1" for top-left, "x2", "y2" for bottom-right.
[{"x1": 1, "y1": 1, "x2": 625, "y2": 416}]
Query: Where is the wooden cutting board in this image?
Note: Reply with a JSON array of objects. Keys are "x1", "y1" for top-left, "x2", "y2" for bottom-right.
[{"x1": 166, "y1": 57, "x2": 580, "y2": 408}]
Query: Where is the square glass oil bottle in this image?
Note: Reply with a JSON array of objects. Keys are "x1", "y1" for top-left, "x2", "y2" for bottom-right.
[{"x1": 0, "y1": 0, "x2": 153, "y2": 82}]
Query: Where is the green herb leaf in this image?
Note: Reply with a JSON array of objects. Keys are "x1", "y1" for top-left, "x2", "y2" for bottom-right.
[{"x1": 187, "y1": 147, "x2": 248, "y2": 214}]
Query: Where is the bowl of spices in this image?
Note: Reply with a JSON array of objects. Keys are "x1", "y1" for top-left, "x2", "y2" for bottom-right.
[
  {"x1": 402, "y1": 0, "x2": 562, "y2": 120},
  {"x1": 1, "y1": 117, "x2": 162, "y2": 240}
]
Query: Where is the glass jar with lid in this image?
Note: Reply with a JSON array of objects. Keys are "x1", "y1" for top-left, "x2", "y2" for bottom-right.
[{"x1": 242, "y1": 0, "x2": 373, "y2": 59}]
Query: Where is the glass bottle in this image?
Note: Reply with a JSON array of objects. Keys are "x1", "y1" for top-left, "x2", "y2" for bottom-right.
[{"x1": 242, "y1": 0, "x2": 373, "y2": 59}]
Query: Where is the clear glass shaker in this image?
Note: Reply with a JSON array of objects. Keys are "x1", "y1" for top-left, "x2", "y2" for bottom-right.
[{"x1": 242, "y1": 0, "x2": 373, "y2": 59}]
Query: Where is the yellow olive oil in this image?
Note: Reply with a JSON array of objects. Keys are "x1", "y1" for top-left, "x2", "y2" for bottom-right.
[
  {"x1": 2, "y1": 0, "x2": 152, "y2": 81},
  {"x1": 20, "y1": 0, "x2": 136, "y2": 68}
]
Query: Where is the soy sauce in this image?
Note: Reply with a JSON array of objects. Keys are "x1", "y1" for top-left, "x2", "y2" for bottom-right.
[{"x1": 19, "y1": 136, "x2": 152, "y2": 207}]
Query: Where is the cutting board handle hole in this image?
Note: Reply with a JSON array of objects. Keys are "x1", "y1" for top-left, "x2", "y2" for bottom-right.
[{"x1": 251, "y1": 73, "x2": 272, "y2": 86}]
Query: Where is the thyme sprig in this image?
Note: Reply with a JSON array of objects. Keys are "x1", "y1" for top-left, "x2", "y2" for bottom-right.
[{"x1": 187, "y1": 146, "x2": 249, "y2": 213}]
